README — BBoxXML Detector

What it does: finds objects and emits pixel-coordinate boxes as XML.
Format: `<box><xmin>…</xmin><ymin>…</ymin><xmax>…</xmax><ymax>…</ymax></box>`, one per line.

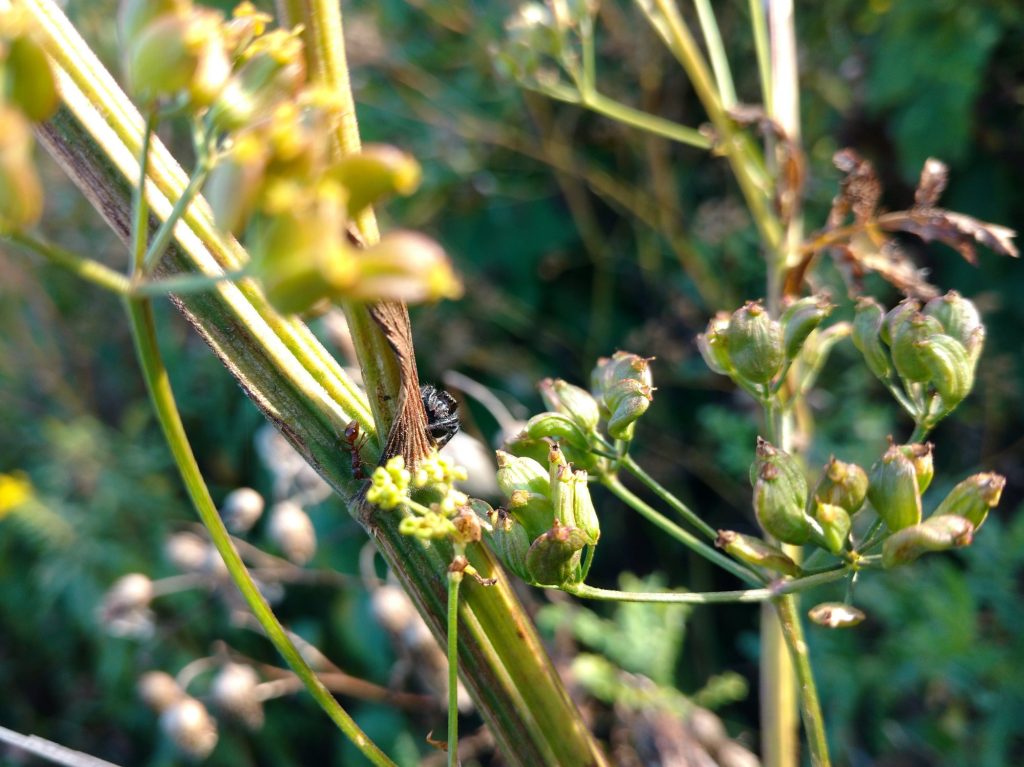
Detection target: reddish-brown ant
<box><xmin>341</xmin><ymin>420</ymin><xmax>369</xmax><ymax>479</ymax></box>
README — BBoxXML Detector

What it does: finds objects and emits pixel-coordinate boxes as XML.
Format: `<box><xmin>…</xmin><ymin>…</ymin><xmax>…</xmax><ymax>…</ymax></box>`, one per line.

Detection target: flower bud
<box><xmin>867</xmin><ymin>445</ymin><xmax>922</xmax><ymax>531</ymax></box>
<box><xmin>138</xmin><ymin>671</ymin><xmax>183</xmax><ymax>712</ymax></box>
<box><xmin>812</xmin><ymin>457</ymin><xmax>868</xmax><ymax>515</ymax></box>
<box><xmin>488</xmin><ymin>508</ymin><xmax>532</xmax><ymax>580</ymax></box>
<box><xmin>160</xmin><ymin>696</ymin><xmax>218</xmax><ymax>760</ymax></box>
<box><xmin>780</xmin><ymin>294</ymin><xmax>832</xmax><ymax>360</ymax></box>
<box><xmin>896</xmin><ymin>442</ymin><xmax>934</xmax><ymax>494</ymax></box>
<box><xmin>266</xmin><ymin>501</ymin><xmax>316</xmax><ymax>564</ymax></box>
<box><xmin>880</xmin><ymin>298</ymin><xmax>920</xmax><ymax>347</ymax></box>
<box><xmin>525</xmin><ymin>520</ymin><xmax>586</xmax><ymax>587</ymax></box>
<box><xmin>751</xmin><ymin>441</ymin><xmax>813</xmax><ymax>545</ymax></box>
<box><xmin>538</xmin><ymin>378</ymin><xmax>600</xmax><ymax>432</ymax></box>
<box><xmin>882</xmin><ymin>514</ymin><xmax>974</xmax><ymax>568</ymax></box>
<box><xmin>208</xmin><ymin>30</ymin><xmax>305</xmax><ymax>132</ymax></box>
<box><xmin>914</xmin><ymin>333</ymin><xmax>974</xmax><ymax>410</ymax></box>
<box><xmin>4</xmin><ymin>26</ymin><xmax>59</xmax><ymax>122</ymax></box>
<box><xmin>852</xmin><ymin>297</ymin><xmax>891</xmax><ymax>379</ymax></box>
<box><xmin>813</xmin><ymin>501</ymin><xmax>851</xmax><ymax>554</ymax></box>
<box><xmin>496</xmin><ymin>451</ymin><xmax>550</xmax><ymax>497</ymax></box>
<box><xmin>923</xmin><ymin>290</ymin><xmax>982</xmax><ymax>349</ymax></box>
<box><xmin>0</xmin><ymin>107</ymin><xmax>43</xmax><ymax>230</ymax></box>
<box><xmin>524</xmin><ymin>411</ymin><xmax>590</xmax><ymax>453</ymax></box>
<box><xmin>697</xmin><ymin>313</ymin><xmax>734</xmax><ymax>375</ymax></box>
<box><xmin>210</xmin><ymin>663</ymin><xmax>264</xmax><ymax>730</ymax></box>
<box><xmin>328</xmin><ymin>144</ymin><xmax>421</xmax><ymax>216</ymax></box>
<box><xmin>931</xmin><ymin>472</ymin><xmax>1005</xmax><ymax>530</ymax></box>
<box><xmin>890</xmin><ymin>312</ymin><xmax>944</xmax><ymax>383</ymax></box>
<box><xmin>124</xmin><ymin>10</ymin><xmax>228</xmax><ymax>106</ymax></box>
<box><xmin>118</xmin><ymin>0</ymin><xmax>191</xmax><ymax>45</ymax></box>
<box><xmin>715</xmin><ymin>530</ymin><xmax>800</xmax><ymax>577</ymax></box>
<box><xmin>725</xmin><ymin>301</ymin><xmax>784</xmax><ymax>383</ymax></box>
<box><xmin>204</xmin><ymin>132</ymin><xmax>268</xmax><ymax>233</ymax></box>
<box><xmin>346</xmin><ymin>230</ymin><xmax>463</xmax><ymax>304</ymax></box>
<box><xmin>221</xmin><ymin>487</ymin><xmax>265</xmax><ymax>533</ymax></box>
<box><xmin>807</xmin><ymin>602</ymin><xmax>865</xmax><ymax>629</ymax></box>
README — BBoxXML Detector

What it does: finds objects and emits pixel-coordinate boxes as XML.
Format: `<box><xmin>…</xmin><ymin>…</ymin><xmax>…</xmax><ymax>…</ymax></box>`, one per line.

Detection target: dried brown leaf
<box><xmin>833</xmin><ymin>149</ymin><xmax>881</xmax><ymax>224</ymax></box>
<box><xmin>879</xmin><ymin>208</ymin><xmax>1019</xmax><ymax>265</ymax></box>
<box><xmin>914</xmin><ymin>158</ymin><xmax>948</xmax><ymax>208</ymax></box>
<box><xmin>833</xmin><ymin>231</ymin><xmax>938</xmax><ymax>299</ymax></box>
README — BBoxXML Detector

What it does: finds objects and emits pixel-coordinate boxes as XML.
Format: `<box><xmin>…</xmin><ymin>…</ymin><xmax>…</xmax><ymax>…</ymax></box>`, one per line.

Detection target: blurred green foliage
<box><xmin>1</xmin><ymin>0</ymin><xmax>1021</xmax><ymax>764</ymax></box>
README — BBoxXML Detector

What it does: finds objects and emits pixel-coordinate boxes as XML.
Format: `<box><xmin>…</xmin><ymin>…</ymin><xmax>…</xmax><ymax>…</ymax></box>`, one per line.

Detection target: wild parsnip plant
<box><xmin>0</xmin><ymin>1</ymin><xmax>1017</xmax><ymax>766</ymax></box>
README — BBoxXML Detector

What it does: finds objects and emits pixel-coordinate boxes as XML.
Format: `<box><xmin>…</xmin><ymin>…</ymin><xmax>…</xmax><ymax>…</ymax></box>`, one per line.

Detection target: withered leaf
<box><xmin>833</xmin><ymin>231</ymin><xmax>938</xmax><ymax>299</ymax></box>
<box><xmin>914</xmin><ymin>158</ymin><xmax>948</xmax><ymax>209</ymax></box>
<box><xmin>879</xmin><ymin>208</ymin><xmax>1019</xmax><ymax>265</ymax></box>
<box><xmin>833</xmin><ymin>149</ymin><xmax>881</xmax><ymax>224</ymax></box>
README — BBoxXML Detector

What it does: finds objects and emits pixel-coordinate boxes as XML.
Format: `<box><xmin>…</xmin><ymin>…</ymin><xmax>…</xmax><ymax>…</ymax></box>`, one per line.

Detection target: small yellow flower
<box><xmin>0</xmin><ymin>471</ymin><xmax>33</xmax><ymax>518</ymax></box>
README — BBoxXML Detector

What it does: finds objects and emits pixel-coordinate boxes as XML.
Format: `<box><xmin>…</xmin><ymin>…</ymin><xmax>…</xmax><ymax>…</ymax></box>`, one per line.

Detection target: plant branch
<box><xmin>619</xmin><ymin>453</ymin><xmax>718</xmax><ymax>540</ymax></box>
<box><xmin>1</xmin><ymin>231</ymin><xmax>130</xmax><ymax>295</ymax></box>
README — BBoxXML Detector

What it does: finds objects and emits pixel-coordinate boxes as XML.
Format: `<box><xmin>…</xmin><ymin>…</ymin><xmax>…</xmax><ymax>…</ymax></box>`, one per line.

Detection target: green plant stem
<box><xmin>619</xmin><ymin>453</ymin><xmax>717</xmax><ymax>541</ymax></box>
<box><xmin>749</xmin><ymin>0</ymin><xmax>772</xmax><ymax>107</ymax></box>
<box><xmin>775</xmin><ymin>594</ymin><xmax>832</xmax><ymax>766</ymax></box>
<box><xmin>693</xmin><ymin>0</ymin><xmax>737</xmax><ymax>108</ymax></box>
<box><xmin>539</xmin><ymin>81</ymin><xmax>713</xmax><ymax>149</ymax></box>
<box><xmin>140</xmin><ymin>158</ymin><xmax>211</xmax><ymax>274</ymax></box>
<box><xmin>1</xmin><ymin>231</ymin><xmax>130</xmax><ymax>295</ymax></box>
<box><xmin>124</xmin><ymin>297</ymin><xmax>394</xmax><ymax>767</ymax></box>
<box><xmin>567</xmin><ymin>567</ymin><xmax>848</xmax><ymax>603</ymax></box>
<box><xmin>447</xmin><ymin>569</ymin><xmax>462</xmax><ymax>767</ymax></box>
<box><xmin>909</xmin><ymin>421</ymin><xmax>931</xmax><ymax>443</ymax></box>
<box><xmin>603</xmin><ymin>474</ymin><xmax>763</xmax><ymax>586</ymax></box>
<box><xmin>640</xmin><ymin>0</ymin><xmax>781</xmax><ymax>252</ymax></box>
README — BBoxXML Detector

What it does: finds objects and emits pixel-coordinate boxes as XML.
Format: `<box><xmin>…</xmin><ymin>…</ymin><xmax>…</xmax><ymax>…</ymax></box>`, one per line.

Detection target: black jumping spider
<box><xmin>421</xmin><ymin>384</ymin><xmax>460</xmax><ymax>448</ymax></box>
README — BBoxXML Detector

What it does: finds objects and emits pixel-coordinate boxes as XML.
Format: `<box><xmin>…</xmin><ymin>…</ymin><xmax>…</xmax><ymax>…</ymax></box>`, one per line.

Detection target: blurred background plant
<box><xmin>1</xmin><ymin>0</ymin><xmax>1022</xmax><ymax>764</ymax></box>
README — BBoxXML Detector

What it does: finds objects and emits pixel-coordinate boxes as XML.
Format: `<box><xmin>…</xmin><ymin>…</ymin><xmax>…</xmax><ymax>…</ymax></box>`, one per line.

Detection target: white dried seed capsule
<box><xmin>101</xmin><ymin>573</ymin><xmax>153</xmax><ymax>616</ymax></box>
<box><xmin>267</xmin><ymin>501</ymin><xmax>317</xmax><ymax>565</ymax></box>
<box><xmin>221</xmin><ymin>487</ymin><xmax>265</xmax><ymax>533</ymax></box>
<box><xmin>160</xmin><ymin>696</ymin><xmax>218</xmax><ymax>760</ymax></box>
<box><xmin>165</xmin><ymin>532</ymin><xmax>210</xmax><ymax>573</ymax></box>
<box><xmin>370</xmin><ymin>583</ymin><xmax>419</xmax><ymax>634</ymax></box>
<box><xmin>210</xmin><ymin>663</ymin><xmax>264</xmax><ymax>730</ymax></box>
<box><xmin>138</xmin><ymin>671</ymin><xmax>183</xmax><ymax>713</ymax></box>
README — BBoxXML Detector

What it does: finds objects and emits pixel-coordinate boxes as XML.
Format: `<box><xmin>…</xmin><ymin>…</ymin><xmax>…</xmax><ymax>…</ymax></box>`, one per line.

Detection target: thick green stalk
<box><xmin>776</xmin><ymin>594</ymin><xmax>831</xmax><ymax>766</ymax></box>
<box><xmin>28</xmin><ymin>2</ymin><xmax>606</xmax><ymax>764</ymax></box>
<box><xmin>603</xmin><ymin>474</ymin><xmax>763</xmax><ymax>586</ymax></box>
<box><xmin>125</xmin><ymin>296</ymin><xmax>394</xmax><ymax>767</ymax></box>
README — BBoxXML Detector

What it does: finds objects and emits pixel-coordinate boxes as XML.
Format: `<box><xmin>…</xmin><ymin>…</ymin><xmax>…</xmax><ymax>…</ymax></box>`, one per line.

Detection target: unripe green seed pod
<box><xmin>896</xmin><ymin>442</ymin><xmax>934</xmax><ymax>494</ymax></box>
<box><xmin>880</xmin><ymin>298</ymin><xmax>920</xmax><ymax>347</ymax></box>
<box><xmin>813</xmin><ymin>501</ymin><xmax>851</xmax><ymax>554</ymax></box>
<box><xmin>726</xmin><ymin>301</ymin><xmax>784</xmax><ymax>384</ymax></box>
<box><xmin>118</xmin><ymin>0</ymin><xmax>191</xmax><ymax>45</ymax></box>
<box><xmin>550</xmin><ymin>461</ymin><xmax>599</xmax><ymax>546</ymax></box>
<box><xmin>488</xmin><ymin>508</ymin><xmax>532</xmax><ymax>581</ymax></box>
<box><xmin>891</xmin><ymin>313</ymin><xmax>944</xmax><ymax>383</ymax></box>
<box><xmin>914</xmin><ymin>333</ymin><xmax>974</xmax><ymax>410</ymax></box>
<box><xmin>570</xmin><ymin>469</ymin><xmax>600</xmax><ymax>546</ymax></box>
<box><xmin>813</xmin><ymin>457</ymin><xmax>868</xmax><ymax>515</ymax></box>
<box><xmin>125</xmin><ymin>11</ymin><xmax>226</xmax><ymax>105</ymax></box>
<box><xmin>923</xmin><ymin>290</ymin><xmax>982</xmax><ymax>349</ymax></box>
<box><xmin>328</xmin><ymin>145</ymin><xmax>422</xmax><ymax>217</ymax></box>
<box><xmin>868</xmin><ymin>445</ymin><xmax>922</xmax><ymax>531</ymax></box>
<box><xmin>591</xmin><ymin>351</ymin><xmax>653</xmax><ymax>402</ymax></box>
<box><xmin>525</xmin><ymin>520</ymin><xmax>586</xmax><ymax>587</ymax></box>
<box><xmin>507</xmin><ymin>489</ymin><xmax>554</xmax><ymax>541</ymax></box>
<box><xmin>697</xmin><ymin>313</ymin><xmax>734</xmax><ymax>375</ymax></box>
<box><xmin>931</xmin><ymin>472</ymin><xmax>1005</xmax><ymax>530</ymax></box>
<box><xmin>715</xmin><ymin>530</ymin><xmax>801</xmax><ymax>577</ymax></box>
<box><xmin>882</xmin><ymin>514</ymin><xmax>974</xmax><ymax>568</ymax></box>
<box><xmin>604</xmin><ymin>379</ymin><xmax>653</xmax><ymax>441</ymax></box>
<box><xmin>0</xmin><ymin>107</ymin><xmax>43</xmax><ymax>230</ymax></box>
<box><xmin>754</xmin><ymin>462</ymin><xmax>814</xmax><ymax>545</ymax></box>
<box><xmin>524</xmin><ymin>412</ymin><xmax>590</xmax><ymax>453</ymax></box>
<box><xmin>807</xmin><ymin>602</ymin><xmax>865</xmax><ymax>629</ymax></box>
<box><xmin>204</xmin><ymin>133</ymin><xmax>268</xmax><ymax>234</ymax></box>
<box><xmin>852</xmin><ymin>297</ymin><xmax>892</xmax><ymax>380</ymax></box>
<box><xmin>780</xmin><ymin>294</ymin><xmax>833</xmax><ymax>360</ymax></box>
<box><xmin>538</xmin><ymin>378</ymin><xmax>600</xmax><ymax>433</ymax></box>
<box><xmin>5</xmin><ymin>32</ymin><xmax>59</xmax><ymax>122</ymax></box>
<box><xmin>749</xmin><ymin>438</ymin><xmax>808</xmax><ymax>507</ymax></box>
<box><xmin>495</xmin><ymin>451</ymin><xmax>550</xmax><ymax>498</ymax></box>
